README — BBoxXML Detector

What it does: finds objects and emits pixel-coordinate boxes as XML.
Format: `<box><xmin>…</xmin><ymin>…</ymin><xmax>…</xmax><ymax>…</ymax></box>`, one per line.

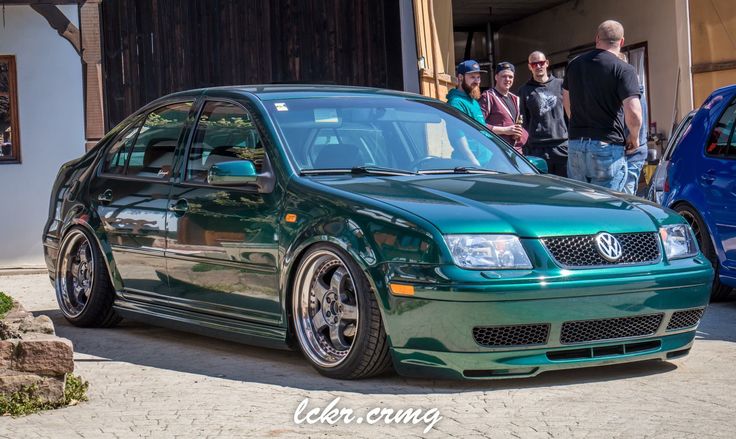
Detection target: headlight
<box><xmin>659</xmin><ymin>224</ymin><xmax>698</xmax><ymax>260</ymax></box>
<box><xmin>444</xmin><ymin>234</ymin><xmax>532</xmax><ymax>269</ymax></box>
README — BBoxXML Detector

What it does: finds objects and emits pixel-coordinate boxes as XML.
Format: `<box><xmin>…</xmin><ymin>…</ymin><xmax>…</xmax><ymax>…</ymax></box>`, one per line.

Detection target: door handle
<box><xmin>169</xmin><ymin>199</ymin><xmax>189</xmax><ymax>215</ymax></box>
<box><xmin>700</xmin><ymin>170</ymin><xmax>716</xmax><ymax>185</ymax></box>
<box><xmin>97</xmin><ymin>189</ymin><xmax>113</xmax><ymax>204</ymax></box>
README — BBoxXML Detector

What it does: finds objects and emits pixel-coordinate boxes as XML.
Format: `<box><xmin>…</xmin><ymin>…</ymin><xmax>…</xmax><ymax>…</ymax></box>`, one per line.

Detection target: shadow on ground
<box><xmin>34</xmin><ymin>307</ymin><xmax>697</xmax><ymax>395</ymax></box>
<box><xmin>695</xmin><ymin>299</ymin><xmax>736</xmax><ymax>343</ymax></box>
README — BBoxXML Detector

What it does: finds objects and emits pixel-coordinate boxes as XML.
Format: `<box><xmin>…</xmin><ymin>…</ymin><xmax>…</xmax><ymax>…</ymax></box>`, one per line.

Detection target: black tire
<box><xmin>291</xmin><ymin>243</ymin><xmax>392</xmax><ymax>379</ymax></box>
<box><xmin>675</xmin><ymin>204</ymin><xmax>733</xmax><ymax>301</ymax></box>
<box><xmin>55</xmin><ymin>227</ymin><xmax>122</xmax><ymax>327</ymax></box>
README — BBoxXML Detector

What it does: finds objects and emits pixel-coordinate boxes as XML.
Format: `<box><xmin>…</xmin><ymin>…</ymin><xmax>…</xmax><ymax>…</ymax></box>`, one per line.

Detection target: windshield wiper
<box><xmin>417</xmin><ymin>166</ymin><xmax>504</xmax><ymax>175</ymax></box>
<box><xmin>300</xmin><ymin>166</ymin><xmax>416</xmax><ymax>176</ymax></box>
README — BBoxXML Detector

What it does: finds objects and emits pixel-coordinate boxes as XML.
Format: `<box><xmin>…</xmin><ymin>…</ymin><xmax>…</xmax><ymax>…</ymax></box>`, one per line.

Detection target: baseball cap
<box><xmin>495</xmin><ymin>61</ymin><xmax>515</xmax><ymax>74</ymax></box>
<box><xmin>456</xmin><ymin>60</ymin><xmax>486</xmax><ymax>75</ymax></box>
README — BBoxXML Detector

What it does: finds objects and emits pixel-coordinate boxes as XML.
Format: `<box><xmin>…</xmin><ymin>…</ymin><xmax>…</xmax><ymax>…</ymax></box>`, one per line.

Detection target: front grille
<box><xmin>560</xmin><ymin>314</ymin><xmax>664</xmax><ymax>344</ymax></box>
<box><xmin>542</xmin><ymin>232</ymin><xmax>660</xmax><ymax>268</ymax></box>
<box><xmin>473</xmin><ymin>324</ymin><xmax>549</xmax><ymax>347</ymax></box>
<box><xmin>547</xmin><ymin>340</ymin><xmax>661</xmax><ymax>361</ymax></box>
<box><xmin>667</xmin><ymin>308</ymin><xmax>705</xmax><ymax>330</ymax></box>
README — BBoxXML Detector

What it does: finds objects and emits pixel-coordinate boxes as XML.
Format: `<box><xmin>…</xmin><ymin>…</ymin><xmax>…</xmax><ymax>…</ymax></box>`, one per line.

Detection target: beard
<box><xmin>462</xmin><ymin>80</ymin><xmax>481</xmax><ymax>100</ymax></box>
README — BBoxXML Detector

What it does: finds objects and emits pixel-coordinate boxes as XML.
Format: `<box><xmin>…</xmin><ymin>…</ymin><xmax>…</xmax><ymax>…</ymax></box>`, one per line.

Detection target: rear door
<box><xmin>703</xmin><ymin>98</ymin><xmax>736</xmax><ymax>272</ymax></box>
<box><xmin>90</xmin><ymin>101</ymin><xmax>193</xmax><ymax>301</ymax></box>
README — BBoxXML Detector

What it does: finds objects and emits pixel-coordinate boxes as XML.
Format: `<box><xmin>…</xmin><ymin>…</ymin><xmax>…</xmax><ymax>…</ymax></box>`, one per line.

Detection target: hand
<box><xmin>625</xmin><ymin>133</ymin><xmax>639</xmax><ymax>153</ymax></box>
<box><xmin>499</xmin><ymin>125</ymin><xmax>523</xmax><ymax>138</ymax></box>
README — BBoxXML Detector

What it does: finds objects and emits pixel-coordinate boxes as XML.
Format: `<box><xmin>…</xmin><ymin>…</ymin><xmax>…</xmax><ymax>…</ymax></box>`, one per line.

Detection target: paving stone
<box><xmin>0</xmin><ymin>274</ymin><xmax>735</xmax><ymax>438</ymax></box>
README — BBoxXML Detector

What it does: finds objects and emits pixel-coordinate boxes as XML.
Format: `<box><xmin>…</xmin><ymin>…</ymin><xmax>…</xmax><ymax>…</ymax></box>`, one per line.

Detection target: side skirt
<box><xmin>114</xmin><ymin>299</ymin><xmax>292</xmax><ymax>351</ymax></box>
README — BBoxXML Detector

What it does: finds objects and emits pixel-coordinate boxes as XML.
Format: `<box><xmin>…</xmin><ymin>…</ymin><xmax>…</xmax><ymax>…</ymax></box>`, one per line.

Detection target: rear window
<box><xmin>663</xmin><ymin>113</ymin><xmax>694</xmax><ymax>161</ymax></box>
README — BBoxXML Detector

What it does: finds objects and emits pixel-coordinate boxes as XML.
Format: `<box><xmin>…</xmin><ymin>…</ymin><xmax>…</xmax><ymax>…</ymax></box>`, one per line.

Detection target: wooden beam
<box><xmin>2</xmin><ymin>1</ymin><xmax>81</xmax><ymax>5</ymax></box>
<box><xmin>30</xmin><ymin>4</ymin><xmax>81</xmax><ymax>56</ymax></box>
<box><xmin>691</xmin><ymin>60</ymin><xmax>736</xmax><ymax>74</ymax></box>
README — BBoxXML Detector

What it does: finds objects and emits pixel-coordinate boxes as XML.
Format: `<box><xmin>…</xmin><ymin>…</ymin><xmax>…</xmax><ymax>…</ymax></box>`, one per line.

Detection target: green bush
<box><xmin>0</xmin><ymin>374</ymin><xmax>89</xmax><ymax>417</ymax></box>
<box><xmin>0</xmin><ymin>292</ymin><xmax>12</xmax><ymax>318</ymax></box>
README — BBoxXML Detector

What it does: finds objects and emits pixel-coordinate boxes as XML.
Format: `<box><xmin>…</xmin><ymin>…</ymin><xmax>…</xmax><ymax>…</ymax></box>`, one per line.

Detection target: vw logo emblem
<box><xmin>595</xmin><ymin>232</ymin><xmax>623</xmax><ymax>262</ymax></box>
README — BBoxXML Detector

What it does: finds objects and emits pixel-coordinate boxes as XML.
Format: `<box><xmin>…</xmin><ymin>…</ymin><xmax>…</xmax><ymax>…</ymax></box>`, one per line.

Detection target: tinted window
<box><xmin>706</xmin><ymin>99</ymin><xmax>736</xmax><ymax>158</ymax></box>
<box><xmin>266</xmin><ymin>97</ymin><xmax>535</xmax><ymax>174</ymax></box>
<box><xmin>186</xmin><ymin>101</ymin><xmax>263</xmax><ymax>183</ymax></box>
<box><xmin>663</xmin><ymin>113</ymin><xmax>694</xmax><ymax>161</ymax></box>
<box><xmin>126</xmin><ymin>102</ymin><xmax>193</xmax><ymax>179</ymax></box>
<box><xmin>102</xmin><ymin>117</ymin><xmax>144</xmax><ymax>174</ymax></box>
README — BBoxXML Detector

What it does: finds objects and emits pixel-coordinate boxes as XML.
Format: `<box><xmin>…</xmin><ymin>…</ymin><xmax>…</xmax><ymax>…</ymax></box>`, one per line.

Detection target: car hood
<box><xmin>314</xmin><ymin>173</ymin><xmax>664</xmax><ymax>237</ymax></box>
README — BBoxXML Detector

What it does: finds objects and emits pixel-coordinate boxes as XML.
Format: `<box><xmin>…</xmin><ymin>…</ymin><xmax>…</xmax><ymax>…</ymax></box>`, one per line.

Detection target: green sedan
<box><xmin>43</xmin><ymin>85</ymin><xmax>713</xmax><ymax>380</ymax></box>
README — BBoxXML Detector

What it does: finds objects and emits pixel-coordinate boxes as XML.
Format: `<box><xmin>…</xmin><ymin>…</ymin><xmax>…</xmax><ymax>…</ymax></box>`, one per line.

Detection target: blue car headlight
<box><xmin>659</xmin><ymin>224</ymin><xmax>698</xmax><ymax>260</ymax></box>
<box><xmin>444</xmin><ymin>234</ymin><xmax>532</xmax><ymax>269</ymax></box>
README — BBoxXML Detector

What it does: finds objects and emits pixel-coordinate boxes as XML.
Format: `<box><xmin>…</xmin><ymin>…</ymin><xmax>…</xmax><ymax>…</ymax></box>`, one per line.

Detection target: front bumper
<box><xmin>374</xmin><ymin>258</ymin><xmax>713</xmax><ymax>380</ymax></box>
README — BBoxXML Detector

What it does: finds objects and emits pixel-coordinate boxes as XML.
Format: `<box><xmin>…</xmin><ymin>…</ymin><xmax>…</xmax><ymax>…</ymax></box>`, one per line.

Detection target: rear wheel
<box><xmin>675</xmin><ymin>204</ymin><xmax>733</xmax><ymax>301</ymax></box>
<box><xmin>56</xmin><ymin>227</ymin><xmax>122</xmax><ymax>327</ymax></box>
<box><xmin>292</xmin><ymin>244</ymin><xmax>392</xmax><ymax>379</ymax></box>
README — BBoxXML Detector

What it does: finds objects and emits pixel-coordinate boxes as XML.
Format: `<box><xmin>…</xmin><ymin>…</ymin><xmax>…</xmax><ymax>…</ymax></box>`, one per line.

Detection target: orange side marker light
<box><xmin>389</xmin><ymin>283</ymin><xmax>415</xmax><ymax>296</ymax></box>
<box><xmin>285</xmin><ymin>213</ymin><xmax>298</xmax><ymax>223</ymax></box>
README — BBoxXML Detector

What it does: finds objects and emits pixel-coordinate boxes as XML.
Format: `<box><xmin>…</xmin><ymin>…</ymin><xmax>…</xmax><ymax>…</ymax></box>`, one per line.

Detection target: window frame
<box><xmin>97</xmin><ymin>100</ymin><xmax>195</xmax><ymax>181</ymax></box>
<box><xmin>0</xmin><ymin>55</ymin><xmax>21</xmax><ymax>164</ymax></box>
<box><xmin>179</xmin><ymin>98</ymin><xmax>270</xmax><ymax>191</ymax></box>
<box><xmin>704</xmin><ymin>96</ymin><xmax>736</xmax><ymax>160</ymax></box>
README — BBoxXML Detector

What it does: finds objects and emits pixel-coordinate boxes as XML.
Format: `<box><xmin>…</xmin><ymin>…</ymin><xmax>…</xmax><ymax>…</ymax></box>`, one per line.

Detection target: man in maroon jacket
<box><xmin>480</xmin><ymin>62</ymin><xmax>528</xmax><ymax>153</ymax></box>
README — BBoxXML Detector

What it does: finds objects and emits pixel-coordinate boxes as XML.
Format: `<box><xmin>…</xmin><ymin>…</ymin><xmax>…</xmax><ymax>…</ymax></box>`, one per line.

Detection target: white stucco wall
<box><xmin>0</xmin><ymin>5</ymin><xmax>85</xmax><ymax>268</ymax></box>
<box><xmin>496</xmin><ymin>0</ymin><xmax>693</xmax><ymax>137</ymax></box>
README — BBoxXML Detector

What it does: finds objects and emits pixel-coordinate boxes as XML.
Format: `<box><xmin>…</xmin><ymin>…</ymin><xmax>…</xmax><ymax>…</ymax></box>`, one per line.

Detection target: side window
<box><xmin>706</xmin><ymin>100</ymin><xmax>736</xmax><ymax>158</ymax></box>
<box><xmin>186</xmin><ymin>101</ymin><xmax>263</xmax><ymax>183</ymax></box>
<box><xmin>126</xmin><ymin>102</ymin><xmax>193</xmax><ymax>179</ymax></box>
<box><xmin>102</xmin><ymin>118</ymin><xmax>144</xmax><ymax>174</ymax></box>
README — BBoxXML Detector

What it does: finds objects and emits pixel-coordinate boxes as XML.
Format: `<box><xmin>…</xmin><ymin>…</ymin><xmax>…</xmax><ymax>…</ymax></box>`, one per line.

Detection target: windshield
<box><xmin>264</xmin><ymin>96</ymin><xmax>536</xmax><ymax>175</ymax></box>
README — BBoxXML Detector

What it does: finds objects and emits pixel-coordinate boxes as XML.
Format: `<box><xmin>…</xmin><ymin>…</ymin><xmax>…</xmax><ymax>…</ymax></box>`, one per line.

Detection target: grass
<box><xmin>0</xmin><ymin>292</ymin><xmax>12</xmax><ymax>319</ymax></box>
<box><xmin>0</xmin><ymin>374</ymin><xmax>89</xmax><ymax>417</ymax></box>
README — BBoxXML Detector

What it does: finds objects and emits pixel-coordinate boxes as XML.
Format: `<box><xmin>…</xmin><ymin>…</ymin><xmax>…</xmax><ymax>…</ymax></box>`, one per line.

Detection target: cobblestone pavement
<box><xmin>1</xmin><ymin>273</ymin><xmax>735</xmax><ymax>438</ymax></box>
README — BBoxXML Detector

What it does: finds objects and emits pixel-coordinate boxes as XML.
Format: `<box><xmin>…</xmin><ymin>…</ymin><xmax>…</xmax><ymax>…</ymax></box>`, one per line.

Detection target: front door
<box><xmin>704</xmin><ymin>99</ymin><xmax>736</xmax><ymax>273</ymax></box>
<box><xmin>90</xmin><ymin>101</ymin><xmax>193</xmax><ymax>301</ymax></box>
<box><xmin>166</xmin><ymin>100</ymin><xmax>282</xmax><ymax>325</ymax></box>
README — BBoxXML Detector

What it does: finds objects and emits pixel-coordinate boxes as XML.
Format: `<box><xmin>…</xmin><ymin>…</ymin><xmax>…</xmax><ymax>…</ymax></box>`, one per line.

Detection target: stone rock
<box><xmin>0</xmin><ymin>321</ymin><xmax>21</xmax><ymax>340</ymax></box>
<box><xmin>19</xmin><ymin>315</ymin><xmax>55</xmax><ymax>335</ymax></box>
<box><xmin>0</xmin><ymin>340</ymin><xmax>15</xmax><ymax>369</ymax></box>
<box><xmin>14</xmin><ymin>339</ymin><xmax>74</xmax><ymax>376</ymax></box>
<box><xmin>0</xmin><ymin>370</ymin><xmax>65</xmax><ymax>403</ymax></box>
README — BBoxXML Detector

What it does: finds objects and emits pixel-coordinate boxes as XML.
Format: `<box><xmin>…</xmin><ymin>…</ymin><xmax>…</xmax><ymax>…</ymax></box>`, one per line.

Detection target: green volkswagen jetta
<box><xmin>43</xmin><ymin>85</ymin><xmax>713</xmax><ymax>380</ymax></box>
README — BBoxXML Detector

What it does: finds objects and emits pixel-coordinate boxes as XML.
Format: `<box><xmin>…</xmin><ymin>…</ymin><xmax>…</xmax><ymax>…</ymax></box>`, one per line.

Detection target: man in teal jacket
<box><xmin>446</xmin><ymin>60</ymin><xmax>486</xmax><ymax>125</ymax></box>
<box><xmin>445</xmin><ymin>59</ymin><xmax>489</xmax><ymax>165</ymax></box>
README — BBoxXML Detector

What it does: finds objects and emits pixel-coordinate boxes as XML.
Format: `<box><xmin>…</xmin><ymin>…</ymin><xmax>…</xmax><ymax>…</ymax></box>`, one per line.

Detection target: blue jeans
<box><xmin>566</xmin><ymin>139</ymin><xmax>627</xmax><ymax>191</ymax></box>
<box><xmin>623</xmin><ymin>145</ymin><xmax>647</xmax><ymax>195</ymax></box>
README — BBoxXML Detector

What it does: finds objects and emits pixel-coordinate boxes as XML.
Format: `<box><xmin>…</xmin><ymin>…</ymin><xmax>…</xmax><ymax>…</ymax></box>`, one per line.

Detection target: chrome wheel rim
<box><xmin>293</xmin><ymin>250</ymin><xmax>359</xmax><ymax>368</ymax></box>
<box><xmin>57</xmin><ymin>230</ymin><xmax>94</xmax><ymax>318</ymax></box>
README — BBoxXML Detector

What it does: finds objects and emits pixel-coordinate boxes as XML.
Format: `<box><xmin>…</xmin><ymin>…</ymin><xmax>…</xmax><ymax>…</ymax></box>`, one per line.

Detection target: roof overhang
<box><xmin>453</xmin><ymin>0</ymin><xmax>570</xmax><ymax>31</ymax></box>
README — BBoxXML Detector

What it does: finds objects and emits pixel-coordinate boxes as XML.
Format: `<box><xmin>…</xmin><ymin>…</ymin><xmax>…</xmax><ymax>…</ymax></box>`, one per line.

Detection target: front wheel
<box><xmin>291</xmin><ymin>244</ymin><xmax>392</xmax><ymax>379</ymax></box>
<box><xmin>676</xmin><ymin>204</ymin><xmax>733</xmax><ymax>301</ymax></box>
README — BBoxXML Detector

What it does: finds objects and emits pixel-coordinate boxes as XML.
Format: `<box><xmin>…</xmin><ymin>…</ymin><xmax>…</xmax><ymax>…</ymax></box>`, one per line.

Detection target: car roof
<box><xmin>156</xmin><ymin>84</ymin><xmax>433</xmax><ymax>103</ymax></box>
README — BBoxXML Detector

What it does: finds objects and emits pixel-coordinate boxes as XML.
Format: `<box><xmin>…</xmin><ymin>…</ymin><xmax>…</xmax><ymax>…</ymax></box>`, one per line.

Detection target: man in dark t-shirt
<box><xmin>562</xmin><ymin>20</ymin><xmax>642</xmax><ymax>191</ymax></box>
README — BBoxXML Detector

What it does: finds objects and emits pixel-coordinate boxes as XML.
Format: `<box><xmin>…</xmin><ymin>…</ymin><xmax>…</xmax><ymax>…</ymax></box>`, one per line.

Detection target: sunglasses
<box><xmin>529</xmin><ymin>61</ymin><xmax>547</xmax><ymax>68</ymax></box>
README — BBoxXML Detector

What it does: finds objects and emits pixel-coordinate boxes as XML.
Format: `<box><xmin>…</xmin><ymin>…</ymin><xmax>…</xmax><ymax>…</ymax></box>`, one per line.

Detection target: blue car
<box><xmin>647</xmin><ymin>85</ymin><xmax>736</xmax><ymax>300</ymax></box>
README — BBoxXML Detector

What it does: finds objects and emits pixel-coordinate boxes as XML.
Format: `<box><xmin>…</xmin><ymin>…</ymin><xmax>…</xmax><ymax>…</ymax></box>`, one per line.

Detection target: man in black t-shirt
<box><xmin>562</xmin><ymin>20</ymin><xmax>642</xmax><ymax>191</ymax></box>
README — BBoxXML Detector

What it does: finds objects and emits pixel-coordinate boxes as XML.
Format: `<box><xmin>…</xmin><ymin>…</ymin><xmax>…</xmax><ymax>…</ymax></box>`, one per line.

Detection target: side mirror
<box><xmin>526</xmin><ymin>156</ymin><xmax>548</xmax><ymax>174</ymax></box>
<box><xmin>207</xmin><ymin>160</ymin><xmax>258</xmax><ymax>186</ymax></box>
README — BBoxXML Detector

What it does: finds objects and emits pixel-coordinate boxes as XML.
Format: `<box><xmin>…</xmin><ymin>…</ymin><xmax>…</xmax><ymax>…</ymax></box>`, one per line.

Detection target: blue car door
<box><xmin>703</xmin><ymin>98</ymin><xmax>736</xmax><ymax>278</ymax></box>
